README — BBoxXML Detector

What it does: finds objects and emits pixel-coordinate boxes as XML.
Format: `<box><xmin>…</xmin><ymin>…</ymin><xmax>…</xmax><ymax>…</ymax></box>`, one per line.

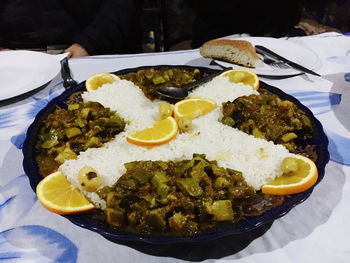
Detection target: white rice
<box><xmin>82</xmin><ymin>79</ymin><xmax>162</xmax><ymax>131</ymax></box>
<box><xmin>59</xmin><ymin>76</ymin><xmax>293</xmax><ymax>208</ymax></box>
<box><xmin>189</xmin><ymin>76</ymin><xmax>259</xmax><ymax>104</ymax></box>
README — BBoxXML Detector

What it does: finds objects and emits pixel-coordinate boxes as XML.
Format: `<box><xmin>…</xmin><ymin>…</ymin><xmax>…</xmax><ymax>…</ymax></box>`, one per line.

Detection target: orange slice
<box><xmin>126</xmin><ymin>116</ymin><xmax>178</xmax><ymax>146</ymax></box>
<box><xmin>220</xmin><ymin>69</ymin><xmax>259</xmax><ymax>90</ymax></box>
<box><xmin>86</xmin><ymin>72</ymin><xmax>119</xmax><ymax>92</ymax></box>
<box><xmin>36</xmin><ymin>171</ymin><xmax>94</xmax><ymax>214</ymax></box>
<box><xmin>262</xmin><ymin>155</ymin><xmax>318</xmax><ymax>195</ymax></box>
<box><xmin>173</xmin><ymin>98</ymin><xmax>217</xmax><ymax>121</ymax></box>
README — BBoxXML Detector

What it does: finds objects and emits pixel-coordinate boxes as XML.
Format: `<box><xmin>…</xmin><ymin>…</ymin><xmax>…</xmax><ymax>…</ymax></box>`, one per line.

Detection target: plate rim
<box><xmin>22</xmin><ymin>65</ymin><xmax>329</xmax><ymax>244</ymax></box>
<box><xmin>0</xmin><ymin>50</ymin><xmax>66</xmax><ymax>101</ymax></box>
<box><xmin>214</xmin><ymin>36</ymin><xmax>321</xmax><ymax>77</ymax></box>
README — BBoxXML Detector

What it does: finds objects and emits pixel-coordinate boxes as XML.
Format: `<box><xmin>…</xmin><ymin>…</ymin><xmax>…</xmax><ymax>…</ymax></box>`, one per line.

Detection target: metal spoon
<box><xmin>157</xmin><ymin>67</ymin><xmax>232</xmax><ymax>100</ymax></box>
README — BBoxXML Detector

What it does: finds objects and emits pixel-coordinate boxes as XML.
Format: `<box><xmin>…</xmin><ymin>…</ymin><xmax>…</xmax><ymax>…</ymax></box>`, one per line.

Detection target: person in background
<box><xmin>0</xmin><ymin>0</ymin><xmax>143</xmax><ymax>57</ymax></box>
<box><xmin>188</xmin><ymin>0</ymin><xmax>342</xmax><ymax>48</ymax></box>
<box><xmin>296</xmin><ymin>0</ymin><xmax>348</xmax><ymax>35</ymax></box>
<box><xmin>188</xmin><ymin>0</ymin><xmax>304</xmax><ymax>48</ymax></box>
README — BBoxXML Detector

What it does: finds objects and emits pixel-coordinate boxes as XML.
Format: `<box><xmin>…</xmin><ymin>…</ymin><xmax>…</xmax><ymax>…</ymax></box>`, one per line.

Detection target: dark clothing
<box><xmin>189</xmin><ymin>0</ymin><xmax>303</xmax><ymax>48</ymax></box>
<box><xmin>0</xmin><ymin>0</ymin><xmax>142</xmax><ymax>55</ymax></box>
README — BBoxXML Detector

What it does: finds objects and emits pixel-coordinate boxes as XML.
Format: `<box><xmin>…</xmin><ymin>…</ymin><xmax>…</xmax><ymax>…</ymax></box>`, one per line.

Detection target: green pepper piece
<box><xmin>214</xmin><ymin>177</ymin><xmax>231</xmax><ymax>189</ymax></box>
<box><xmin>96</xmin><ymin>186</ymin><xmax>113</xmax><ymax>199</ymax></box>
<box><xmin>124</xmin><ymin>161</ymin><xmax>137</xmax><ymax>170</ymax></box>
<box><xmin>267</xmin><ymin>126</ymin><xmax>284</xmax><ymax>141</ymax></box>
<box><xmin>182</xmin><ymin>72</ymin><xmax>191</xmax><ymax>81</ymax></box>
<box><xmin>84</xmin><ymin>136</ymin><xmax>102</xmax><ymax>149</ymax></box>
<box><xmin>157</xmin><ymin>161</ymin><xmax>168</xmax><ymax>170</ymax></box>
<box><xmin>221</xmin><ymin>116</ymin><xmax>235</xmax><ymax>127</ymax></box>
<box><xmin>75</xmin><ymin>117</ymin><xmax>85</xmax><ymax>128</ymax></box>
<box><xmin>278</xmin><ymin>100</ymin><xmax>294</xmax><ymax>107</ymax></box>
<box><xmin>206</xmin><ymin>200</ymin><xmax>234</xmax><ymax>221</ymax></box>
<box><xmin>177</xmin><ymin>178</ymin><xmax>203</xmax><ymax>197</ymax></box>
<box><xmin>281</xmin><ymin>132</ymin><xmax>298</xmax><ymax>142</ymax></box>
<box><xmin>152</xmin><ymin>75</ymin><xmax>166</xmax><ymax>85</ymax></box>
<box><xmin>106</xmin><ymin>208</ymin><xmax>125</xmax><ymax>227</ymax></box>
<box><xmin>65</xmin><ymin>127</ymin><xmax>82</xmax><ymax>138</ymax></box>
<box><xmin>109</xmin><ymin>115</ymin><xmax>125</xmax><ymax>128</ymax></box>
<box><xmin>252</xmin><ymin>128</ymin><xmax>266</xmax><ymax>139</ymax></box>
<box><xmin>80</xmin><ymin>108</ymin><xmax>91</xmax><ymax>119</ymax></box>
<box><xmin>162</xmin><ymin>71</ymin><xmax>170</xmax><ymax>81</ymax></box>
<box><xmin>166</xmin><ymin>69</ymin><xmax>174</xmax><ymax>78</ymax></box>
<box><xmin>41</xmin><ymin>139</ymin><xmax>59</xmax><ymax>149</ymax></box>
<box><xmin>68</xmin><ymin>104</ymin><xmax>80</xmax><ymax>110</ymax></box>
<box><xmin>168</xmin><ymin>212</ymin><xmax>187</xmax><ymax>230</ymax></box>
<box><xmin>301</xmin><ymin>115</ymin><xmax>312</xmax><ymax>129</ymax></box>
<box><xmin>151</xmin><ymin>171</ymin><xmax>169</xmax><ymax>188</ymax></box>
<box><xmin>118</xmin><ymin>178</ymin><xmax>138</xmax><ymax>190</ymax></box>
<box><xmin>145</xmin><ymin>208</ymin><xmax>167</xmax><ymax>230</ymax></box>
<box><xmin>157</xmin><ymin>183</ymin><xmax>170</xmax><ymax>200</ymax></box>
<box><xmin>176</xmin><ymin>162</ymin><xmax>192</xmax><ymax>176</ymax></box>
<box><xmin>54</xmin><ymin>146</ymin><xmax>77</xmax><ymax>164</ymax></box>
<box><xmin>106</xmin><ymin>192</ymin><xmax>119</xmax><ymax>208</ymax></box>
<box><xmin>144</xmin><ymin>70</ymin><xmax>154</xmax><ymax>79</ymax></box>
<box><xmin>151</xmin><ymin>171</ymin><xmax>170</xmax><ymax>198</ymax></box>
<box><xmin>211</xmin><ymin>164</ymin><xmax>228</xmax><ymax>177</ymax></box>
<box><xmin>132</xmin><ymin>167</ymin><xmax>152</xmax><ymax>184</ymax></box>
<box><xmin>190</xmin><ymin>163</ymin><xmax>206</xmax><ymax>180</ymax></box>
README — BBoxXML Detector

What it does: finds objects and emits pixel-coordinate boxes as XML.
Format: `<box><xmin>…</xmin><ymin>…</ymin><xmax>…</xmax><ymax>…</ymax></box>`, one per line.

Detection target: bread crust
<box><xmin>200</xmin><ymin>39</ymin><xmax>259</xmax><ymax>68</ymax></box>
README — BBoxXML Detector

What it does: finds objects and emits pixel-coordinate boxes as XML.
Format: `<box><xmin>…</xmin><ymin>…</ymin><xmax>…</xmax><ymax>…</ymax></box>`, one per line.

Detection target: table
<box><xmin>1</xmin><ymin>32</ymin><xmax>349</xmax><ymax>263</ymax></box>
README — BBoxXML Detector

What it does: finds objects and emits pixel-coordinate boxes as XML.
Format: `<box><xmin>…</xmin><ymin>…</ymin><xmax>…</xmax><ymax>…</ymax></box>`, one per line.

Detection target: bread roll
<box><xmin>200</xmin><ymin>39</ymin><xmax>259</xmax><ymax>68</ymax></box>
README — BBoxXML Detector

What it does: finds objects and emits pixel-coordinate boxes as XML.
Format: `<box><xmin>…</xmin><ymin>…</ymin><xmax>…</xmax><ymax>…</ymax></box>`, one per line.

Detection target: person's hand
<box><xmin>296</xmin><ymin>18</ymin><xmax>341</xmax><ymax>35</ymax></box>
<box><xmin>0</xmin><ymin>47</ymin><xmax>10</xmax><ymax>51</ymax></box>
<box><xmin>65</xmin><ymin>43</ymin><xmax>89</xmax><ymax>58</ymax></box>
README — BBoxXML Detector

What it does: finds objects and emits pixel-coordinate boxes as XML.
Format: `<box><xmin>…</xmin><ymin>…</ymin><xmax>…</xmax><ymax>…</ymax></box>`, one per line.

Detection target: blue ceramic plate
<box><xmin>23</xmin><ymin>65</ymin><xmax>329</xmax><ymax>244</ymax></box>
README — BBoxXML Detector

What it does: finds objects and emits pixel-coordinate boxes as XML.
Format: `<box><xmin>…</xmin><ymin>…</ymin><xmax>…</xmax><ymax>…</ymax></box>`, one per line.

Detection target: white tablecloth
<box><xmin>1</xmin><ymin>32</ymin><xmax>350</xmax><ymax>263</ymax></box>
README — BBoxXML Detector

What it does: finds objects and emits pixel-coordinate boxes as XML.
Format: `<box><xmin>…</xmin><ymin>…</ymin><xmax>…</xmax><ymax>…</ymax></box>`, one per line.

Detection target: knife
<box><xmin>255</xmin><ymin>45</ymin><xmax>321</xmax><ymax>77</ymax></box>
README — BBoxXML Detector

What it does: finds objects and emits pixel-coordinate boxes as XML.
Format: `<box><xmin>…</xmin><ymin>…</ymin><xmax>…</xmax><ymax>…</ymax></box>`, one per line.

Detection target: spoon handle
<box><xmin>184</xmin><ymin>67</ymin><xmax>232</xmax><ymax>91</ymax></box>
<box><xmin>60</xmin><ymin>57</ymin><xmax>77</xmax><ymax>90</ymax></box>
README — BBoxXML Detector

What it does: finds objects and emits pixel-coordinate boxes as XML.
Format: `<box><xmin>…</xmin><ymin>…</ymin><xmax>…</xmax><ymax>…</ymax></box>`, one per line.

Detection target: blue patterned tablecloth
<box><xmin>1</xmin><ymin>32</ymin><xmax>350</xmax><ymax>263</ymax></box>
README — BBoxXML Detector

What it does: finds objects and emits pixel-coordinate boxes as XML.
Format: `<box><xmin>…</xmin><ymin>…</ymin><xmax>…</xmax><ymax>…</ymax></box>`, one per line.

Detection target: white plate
<box><xmin>214</xmin><ymin>37</ymin><xmax>321</xmax><ymax>76</ymax></box>
<box><xmin>0</xmin><ymin>50</ymin><xmax>68</xmax><ymax>100</ymax></box>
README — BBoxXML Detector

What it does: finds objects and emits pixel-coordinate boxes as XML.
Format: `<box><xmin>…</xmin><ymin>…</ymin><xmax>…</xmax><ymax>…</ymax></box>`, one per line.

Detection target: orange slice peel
<box><xmin>86</xmin><ymin>72</ymin><xmax>119</xmax><ymax>92</ymax></box>
<box><xmin>127</xmin><ymin>116</ymin><xmax>178</xmax><ymax>146</ymax></box>
<box><xmin>262</xmin><ymin>154</ymin><xmax>318</xmax><ymax>195</ymax></box>
<box><xmin>36</xmin><ymin>171</ymin><xmax>94</xmax><ymax>214</ymax></box>
<box><xmin>173</xmin><ymin>98</ymin><xmax>217</xmax><ymax>121</ymax></box>
<box><xmin>220</xmin><ymin>69</ymin><xmax>259</xmax><ymax>90</ymax></box>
